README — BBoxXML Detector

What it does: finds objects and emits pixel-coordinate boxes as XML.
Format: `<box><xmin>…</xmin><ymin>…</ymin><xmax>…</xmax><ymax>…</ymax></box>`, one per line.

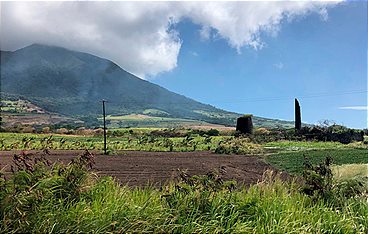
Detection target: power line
<box><xmin>211</xmin><ymin>90</ymin><xmax>368</xmax><ymax>104</ymax></box>
<box><xmin>104</xmin><ymin>89</ymin><xmax>367</xmax><ymax>105</ymax></box>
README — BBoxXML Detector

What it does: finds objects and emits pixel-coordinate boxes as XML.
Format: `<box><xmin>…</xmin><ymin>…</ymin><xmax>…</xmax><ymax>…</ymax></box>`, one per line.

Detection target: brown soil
<box><xmin>0</xmin><ymin>150</ymin><xmax>288</xmax><ymax>187</ymax></box>
<box><xmin>2</xmin><ymin>113</ymin><xmax>72</xmax><ymax>127</ymax></box>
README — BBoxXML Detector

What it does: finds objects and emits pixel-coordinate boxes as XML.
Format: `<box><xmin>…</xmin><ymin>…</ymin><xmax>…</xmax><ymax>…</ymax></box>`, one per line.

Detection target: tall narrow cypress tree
<box><xmin>295</xmin><ymin>98</ymin><xmax>301</xmax><ymax>131</ymax></box>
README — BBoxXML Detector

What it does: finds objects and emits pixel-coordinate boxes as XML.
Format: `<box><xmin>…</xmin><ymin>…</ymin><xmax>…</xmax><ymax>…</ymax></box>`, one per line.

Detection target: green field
<box><xmin>0</xmin><ymin>132</ymin><xmax>263</xmax><ymax>154</ymax></box>
<box><xmin>266</xmin><ymin>149</ymin><xmax>368</xmax><ymax>174</ymax></box>
<box><xmin>1</xmin><ymin>132</ymin><xmax>367</xmax><ymax>174</ymax></box>
<box><xmin>1</xmin><ymin>132</ymin><xmax>366</xmax><ymax>154</ymax></box>
<box><xmin>263</xmin><ymin>140</ymin><xmax>368</xmax><ymax>174</ymax></box>
<box><xmin>2</xmin><ymin>132</ymin><xmax>367</xmax><ymax>183</ymax></box>
<box><xmin>264</xmin><ymin>140</ymin><xmax>345</xmax><ymax>151</ymax></box>
<box><xmin>1</xmin><ymin>100</ymin><xmax>27</xmax><ymax>112</ymax></box>
<box><xmin>0</xmin><ymin>99</ymin><xmax>45</xmax><ymax>114</ymax></box>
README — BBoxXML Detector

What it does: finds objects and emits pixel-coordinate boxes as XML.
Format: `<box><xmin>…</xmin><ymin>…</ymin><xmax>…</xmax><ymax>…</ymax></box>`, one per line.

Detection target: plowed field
<box><xmin>0</xmin><ymin>150</ymin><xmax>288</xmax><ymax>186</ymax></box>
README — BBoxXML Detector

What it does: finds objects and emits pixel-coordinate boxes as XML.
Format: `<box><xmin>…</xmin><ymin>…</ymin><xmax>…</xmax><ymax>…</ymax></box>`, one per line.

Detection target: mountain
<box><xmin>0</xmin><ymin>44</ymin><xmax>294</xmax><ymax>128</ymax></box>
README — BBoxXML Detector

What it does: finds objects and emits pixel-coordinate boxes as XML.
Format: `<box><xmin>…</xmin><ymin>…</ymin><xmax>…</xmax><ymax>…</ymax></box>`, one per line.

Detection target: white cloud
<box><xmin>273</xmin><ymin>62</ymin><xmax>284</xmax><ymax>70</ymax></box>
<box><xmin>199</xmin><ymin>26</ymin><xmax>211</xmax><ymax>41</ymax></box>
<box><xmin>0</xmin><ymin>2</ymin><xmax>181</xmax><ymax>78</ymax></box>
<box><xmin>0</xmin><ymin>1</ymin><xmax>341</xmax><ymax>78</ymax></box>
<box><xmin>189</xmin><ymin>51</ymin><xmax>199</xmax><ymax>57</ymax></box>
<box><xmin>339</xmin><ymin>106</ymin><xmax>368</xmax><ymax>110</ymax></box>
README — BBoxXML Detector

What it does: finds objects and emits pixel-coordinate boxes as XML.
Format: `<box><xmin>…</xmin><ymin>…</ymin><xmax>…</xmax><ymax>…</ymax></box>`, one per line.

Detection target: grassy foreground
<box><xmin>1</xmin><ymin>153</ymin><xmax>367</xmax><ymax>233</ymax></box>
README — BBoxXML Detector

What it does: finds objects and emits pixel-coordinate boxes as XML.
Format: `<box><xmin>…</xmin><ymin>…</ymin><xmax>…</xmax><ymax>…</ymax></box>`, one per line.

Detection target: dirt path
<box><xmin>0</xmin><ymin>150</ymin><xmax>287</xmax><ymax>186</ymax></box>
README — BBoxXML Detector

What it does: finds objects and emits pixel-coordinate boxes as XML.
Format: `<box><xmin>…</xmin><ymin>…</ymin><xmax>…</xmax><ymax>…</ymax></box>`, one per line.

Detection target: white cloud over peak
<box><xmin>0</xmin><ymin>1</ymin><xmax>341</xmax><ymax>78</ymax></box>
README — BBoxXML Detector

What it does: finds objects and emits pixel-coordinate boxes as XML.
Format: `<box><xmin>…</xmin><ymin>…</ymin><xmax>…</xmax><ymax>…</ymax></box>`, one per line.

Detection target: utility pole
<box><xmin>102</xmin><ymin>100</ymin><xmax>107</xmax><ymax>155</ymax></box>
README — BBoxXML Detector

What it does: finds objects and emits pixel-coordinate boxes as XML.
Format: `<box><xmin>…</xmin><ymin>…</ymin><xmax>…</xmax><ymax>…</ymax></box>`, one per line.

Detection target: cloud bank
<box><xmin>0</xmin><ymin>1</ymin><xmax>340</xmax><ymax>78</ymax></box>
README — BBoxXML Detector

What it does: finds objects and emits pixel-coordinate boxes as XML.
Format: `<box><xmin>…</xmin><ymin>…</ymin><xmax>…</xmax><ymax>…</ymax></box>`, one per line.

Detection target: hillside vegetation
<box><xmin>0</xmin><ymin>44</ymin><xmax>294</xmax><ymax>128</ymax></box>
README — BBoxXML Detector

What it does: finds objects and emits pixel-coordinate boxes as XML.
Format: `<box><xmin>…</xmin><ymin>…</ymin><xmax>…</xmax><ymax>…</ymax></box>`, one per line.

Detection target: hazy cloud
<box><xmin>273</xmin><ymin>62</ymin><xmax>284</xmax><ymax>70</ymax></box>
<box><xmin>199</xmin><ymin>25</ymin><xmax>211</xmax><ymax>41</ymax></box>
<box><xmin>189</xmin><ymin>51</ymin><xmax>199</xmax><ymax>57</ymax></box>
<box><xmin>0</xmin><ymin>1</ymin><xmax>341</xmax><ymax>78</ymax></box>
<box><xmin>339</xmin><ymin>106</ymin><xmax>368</xmax><ymax>110</ymax></box>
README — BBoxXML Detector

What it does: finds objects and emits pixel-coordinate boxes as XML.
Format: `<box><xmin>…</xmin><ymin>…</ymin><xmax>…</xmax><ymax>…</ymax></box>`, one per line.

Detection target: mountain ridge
<box><xmin>0</xmin><ymin>44</ymin><xmax>294</xmax><ymax>128</ymax></box>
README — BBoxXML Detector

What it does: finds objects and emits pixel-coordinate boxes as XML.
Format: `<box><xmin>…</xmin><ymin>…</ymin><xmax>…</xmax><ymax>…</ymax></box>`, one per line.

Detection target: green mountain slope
<box><xmin>0</xmin><ymin>44</ymin><xmax>294</xmax><ymax>128</ymax></box>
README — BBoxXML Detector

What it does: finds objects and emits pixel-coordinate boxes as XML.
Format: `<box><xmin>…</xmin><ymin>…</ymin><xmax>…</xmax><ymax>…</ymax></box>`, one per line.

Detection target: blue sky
<box><xmin>1</xmin><ymin>1</ymin><xmax>367</xmax><ymax>129</ymax></box>
<box><xmin>153</xmin><ymin>1</ymin><xmax>367</xmax><ymax>129</ymax></box>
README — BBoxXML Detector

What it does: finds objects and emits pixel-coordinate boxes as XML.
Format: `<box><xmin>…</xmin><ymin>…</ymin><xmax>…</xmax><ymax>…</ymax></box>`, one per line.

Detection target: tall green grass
<box><xmin>1</xmin><ymin>154</ymin><xmax>367</xmax><ymax>233</ymax></box>
<box><xmin>332</xmin><ymin>164</ymin><xmax>368</xmax><ymax>180</ymax></box>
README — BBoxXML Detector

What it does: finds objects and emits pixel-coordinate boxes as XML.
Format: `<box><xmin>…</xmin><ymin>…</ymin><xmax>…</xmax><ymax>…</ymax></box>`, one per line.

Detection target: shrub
<box><xmin>214</xmin><ymin>137</ymin><xmax>263</xmax><ymax>155</ymax></box>
<box><xmin>20</xmin><ymin>126</ymin><xmax>35</xmax><ymax>133</ymax></box>
<box><xmin>56</xmin><ymin>128</ymin><xmax>69</xmax><ymax>134</ymax></box>
<box><xmin>150</xmin><ymin>128</ymin><xmax>186</xmax><ymax>137</ymax></box>
<box><xmin>254</xmin><ymin>128</ymin><xmax>270</xmax><ymax>135</ymax></box>
<box><xmin>302</xmin><ymin>156</ymin><xmax>367</xmax><ymax>204</ymax></box>
<box><xmin>41</xmin><ymin>127</ymin><xmax>50</xmax><ymax>133</ymax></box>
<box><xmin>206</xmin><ymin>128</ymin><xmax>219</xmax><ymax>136</ymax></box>
<box><xmin>93</xmin><ymin>128</ymin><xmax>104</xmax><ymax>136</ymax></box>
<box><xmin>302</xmin><ymin>156</ymin><xmax>333</xmax><ymax>199</ymax></box>
<box><xmin>334</xmin><ymin>178</ymin><xmax>367</xmax><ymax>198</ymax></box>
<box><xmin>299</xmin><ymin>125</ymin><xmax>364</xmax><ymax>144</ymax></box>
